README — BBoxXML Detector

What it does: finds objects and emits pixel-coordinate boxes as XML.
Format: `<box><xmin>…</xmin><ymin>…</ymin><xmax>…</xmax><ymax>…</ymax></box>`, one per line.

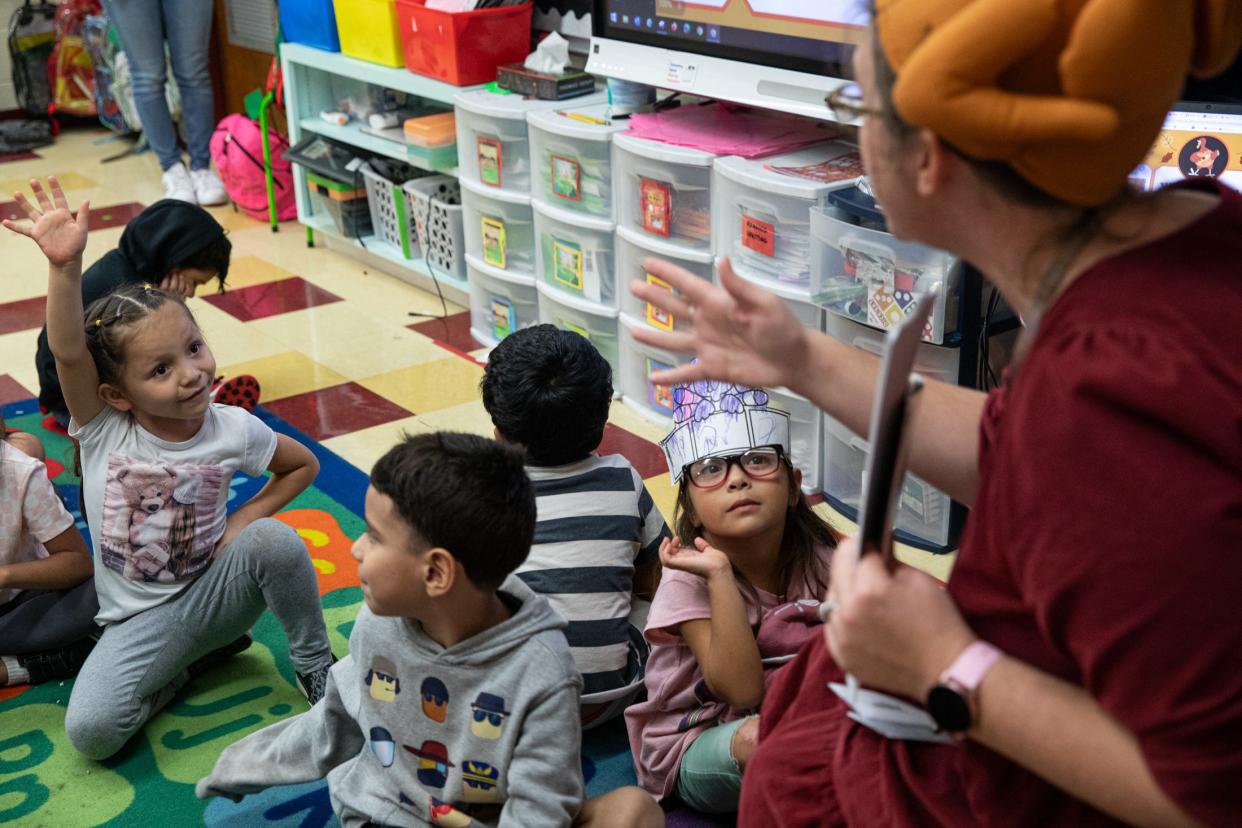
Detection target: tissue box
<box><xmin>497</xmin><ymin>63</ymin><xmax>596</xmax><ymax>100</ymax></box>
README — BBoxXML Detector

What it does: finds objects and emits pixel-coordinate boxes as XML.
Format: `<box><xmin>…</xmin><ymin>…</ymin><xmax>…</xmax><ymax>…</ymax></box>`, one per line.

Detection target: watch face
<box><xmin>927</xmin><ymin>685</ymin><xmax>972</xmax><ymax>732</ymax></box>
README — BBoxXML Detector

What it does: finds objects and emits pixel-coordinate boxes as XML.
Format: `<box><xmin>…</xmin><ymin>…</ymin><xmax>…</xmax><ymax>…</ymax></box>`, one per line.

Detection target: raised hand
<box><xmin>659</xmin><ymin>535</ymin><xmax>733</xmax><ymax>580</ymax></box>
<box><xmin>2</xmin><ymin>177</ymin><xmax>90</xmax><ymax>268</ymax></box>
<box><xmin>629</xmin><ymin>256</ymin><xmax>811</xmax><ymax>390</ymax></box>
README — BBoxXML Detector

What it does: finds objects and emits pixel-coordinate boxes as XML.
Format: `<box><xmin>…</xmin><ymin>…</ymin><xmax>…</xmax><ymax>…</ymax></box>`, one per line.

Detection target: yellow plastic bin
<box><xmin>333</xmin><ymin>0</ymin><xmax>404</xmax><ymax>67</ymax></box>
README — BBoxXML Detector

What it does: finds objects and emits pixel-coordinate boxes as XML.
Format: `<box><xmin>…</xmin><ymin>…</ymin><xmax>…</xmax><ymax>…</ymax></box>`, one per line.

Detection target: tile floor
<box><xmin>0</xmin><ymin>128</ymin><xmax>952</xmax><ymax>580</ymax></box>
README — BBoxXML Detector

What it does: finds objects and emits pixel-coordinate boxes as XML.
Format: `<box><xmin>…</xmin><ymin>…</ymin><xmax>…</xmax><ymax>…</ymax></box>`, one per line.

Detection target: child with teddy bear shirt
<box><xmin>5</xmin><ymin>176</ymin><xmax>334</xmax><ymax>761</ymax></box>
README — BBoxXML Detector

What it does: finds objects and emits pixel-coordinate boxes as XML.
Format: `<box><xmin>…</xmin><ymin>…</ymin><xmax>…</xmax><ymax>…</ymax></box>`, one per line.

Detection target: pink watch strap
<box><xmin>942</xmin><ymin>640</ymin><xmax>1003</xmax><ymax>691</ymax></box>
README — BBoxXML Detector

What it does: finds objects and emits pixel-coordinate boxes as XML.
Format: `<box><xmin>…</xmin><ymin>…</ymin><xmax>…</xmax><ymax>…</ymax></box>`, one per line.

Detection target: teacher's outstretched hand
<box><xmin>629</xmin><ymin>256</ymin><xmax>810</xmax><ymax>392</ymax></box>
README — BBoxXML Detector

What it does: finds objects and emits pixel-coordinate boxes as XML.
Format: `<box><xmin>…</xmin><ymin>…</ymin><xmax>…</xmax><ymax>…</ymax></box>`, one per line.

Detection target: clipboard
<box><xmin>854</xmin><ymin>285</ymin><xmax>939</xmax><ymax>565</ymax></box>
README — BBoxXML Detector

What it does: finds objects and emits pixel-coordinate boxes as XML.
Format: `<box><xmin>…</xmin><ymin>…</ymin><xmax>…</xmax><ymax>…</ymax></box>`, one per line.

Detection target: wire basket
<box><xmin>403</xmin><ymin>176</ymin><xmax>466</xmax><ymax>280</ymax></box>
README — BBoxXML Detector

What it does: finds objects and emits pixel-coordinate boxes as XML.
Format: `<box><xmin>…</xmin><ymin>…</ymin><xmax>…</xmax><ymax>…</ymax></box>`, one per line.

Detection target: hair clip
<box><xmin>94</xmin><ymin>318</ymin><xmax>102</xmax><ymax>327</ymax></box>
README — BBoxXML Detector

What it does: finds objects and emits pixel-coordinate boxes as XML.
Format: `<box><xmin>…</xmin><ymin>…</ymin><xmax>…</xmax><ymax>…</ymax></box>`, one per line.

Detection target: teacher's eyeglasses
<box><xmin>826</xmin><ymin>83</ymin><xmax>883</xmax><ymax>126</ymax></box>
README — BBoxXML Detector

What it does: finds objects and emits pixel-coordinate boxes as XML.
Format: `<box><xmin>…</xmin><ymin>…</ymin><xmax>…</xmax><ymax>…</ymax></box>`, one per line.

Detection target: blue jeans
<box><xmin>101</xmin><ymin>0</ymin><xmax>216</xmax><ymax>171</ymax></box>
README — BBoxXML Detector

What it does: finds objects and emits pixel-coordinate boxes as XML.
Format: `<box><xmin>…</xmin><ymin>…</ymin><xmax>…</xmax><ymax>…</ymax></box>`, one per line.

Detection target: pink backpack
<box><xmin>209</xmin><ymin>113</ymin><xmax>297</xmax><ymax>222</ymax></box>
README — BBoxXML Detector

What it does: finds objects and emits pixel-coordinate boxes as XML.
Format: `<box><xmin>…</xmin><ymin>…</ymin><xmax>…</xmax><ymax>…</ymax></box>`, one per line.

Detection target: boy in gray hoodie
<box><xmin>197</xmin><ymin>433</ymin><xmax>588</xmax><ymax>826</ymax></box>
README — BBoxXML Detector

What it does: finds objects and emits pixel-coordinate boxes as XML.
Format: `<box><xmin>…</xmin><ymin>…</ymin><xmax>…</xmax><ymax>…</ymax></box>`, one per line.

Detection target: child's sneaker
<box><xmin>211</xmin><ymin>374</ymin><xmax>261</xmax><ymax>412</ymax></box>
<box><xmin>296</xmin><ymin>654</ymin><xmax>337</xmax><ymax>704</ymax></box>
<box><xmin>14</xmin><ymin>636</ymin><xmax>96</xmax><ymax>684</ymax></box>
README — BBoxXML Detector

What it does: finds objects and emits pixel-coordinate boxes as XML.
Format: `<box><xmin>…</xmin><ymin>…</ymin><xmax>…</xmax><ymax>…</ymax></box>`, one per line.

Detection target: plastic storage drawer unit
<box><xmin>618</xmin><ymin>312</ymin><xmax>690</xmax><ymax>424</ymax></box>
<box><xmin>468</xmin><ymin>255</ymin><xmax>539</xmax><ymax>347</ymax></box>
<box><xmin>810</xmin><ymin>204</ymin><xmax>960</xmax><ymax>344</ymax></box>
<box><xmin>454</xmin><ymin>89</ymin><xmax>602</xmax><ymax>197</ymax></box>
<box><xmin>527</xmin><ymin>105</ymin><xmax>626</xmax><ymax>220</ymax></box>
<box><xmin>766</xmin><ymin>387</ymin><xmax>822</xmax><ymax>496</ymax></box>
<box><xmin>533</xmin><ymin>200</ymin><xmax>617</xmax><ymax>307</ymax></box>
<box><xmin>462</xmin><ymin>178</ymin><xmax>537</xmax><ymax>277</ymax></box>
<box><xmin>536</xmin><ymin>281</ymin><xmax>620</xmax><ymax>384</ymax></box>
<box><xmin>822</xmin><ymin>414</ymin><xmax>954</xmax><ymax>549</ymax></box>
<box><xmin>713</xmin><ymin>143</ymin><xmax>859</xmax><ymax>292</ymax></box>
<box><xmin>614</xmin><ymin>132</ymin><xmax>716</xmax><ymax>253</ymax></box>
<box><xmin>617</xmin><ymin>226</ymin><xmax>714</xmax><ymax>334</ymax></box>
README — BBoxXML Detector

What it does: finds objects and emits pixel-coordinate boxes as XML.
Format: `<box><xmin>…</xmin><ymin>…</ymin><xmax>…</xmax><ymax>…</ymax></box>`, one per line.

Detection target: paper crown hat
<box><xmin>874</xmin><ymin>0</ymin><xmax>1242</xmax><ymax>206</ymax></box>
<box><xmin>661</xmin><ymin>374</ymin><xmax>791</xmax><ymax>483</ymax></box>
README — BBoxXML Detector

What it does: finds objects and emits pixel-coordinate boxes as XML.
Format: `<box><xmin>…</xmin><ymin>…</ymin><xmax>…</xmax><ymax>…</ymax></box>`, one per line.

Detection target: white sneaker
<box><xmin>162</xmin><ymin>163</ymin><xmax>197</xmax><ymax>204</ymax></box>
<box><xmin>190</xmin><ymin>167</ymin><xmax>228</xmax><ymax>206</ymax></box>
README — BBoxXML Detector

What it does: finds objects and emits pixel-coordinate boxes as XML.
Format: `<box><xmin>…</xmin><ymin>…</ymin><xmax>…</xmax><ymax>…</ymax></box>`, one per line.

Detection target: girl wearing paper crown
<box><xmin>624</xmin><ymin>377</ymin><xmax>834</xmax><ymax>814</ymax></box>
<box><xmin>629</xmin><ymin>1</ymin><xmax>1242</xmax><ymax>826</ymax></box>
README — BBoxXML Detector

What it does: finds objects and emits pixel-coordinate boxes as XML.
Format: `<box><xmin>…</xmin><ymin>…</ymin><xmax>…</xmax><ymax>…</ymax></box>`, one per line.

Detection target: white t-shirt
<box><xmin>0</xmin><ymin>440</ymin><xmax>76</xmax><ymax>606</ymax></box>
<box><xmin>71</xmin><ymin>404</ymin><xmax>277</xmax><ymax>624</ymax></box>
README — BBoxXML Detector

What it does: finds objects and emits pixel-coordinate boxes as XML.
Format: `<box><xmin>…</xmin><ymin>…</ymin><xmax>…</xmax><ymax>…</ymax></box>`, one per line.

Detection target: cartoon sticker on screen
<box><xmin>552</xmin><ymin>239</ymin><xmax>584</xmax><ymax>292</ymax></box>
<box><xmin>640</xmin><ymin>178</ymin><xmax>672</xmax><ymax>237</ymax></box>
<box><xmin>491</xmin><ymin>295</ymin><xmax>516</xmax><ymax>341</ymax></box>
<box><xmin>551</xmin><ymin>154</ymin><xmax>582</xmax><ymax>201</ymax></box>
<box><xmin>646</xmin><ymin>358</ymin><xmax>676</xmax><ymax>414</ymax></box>
<box><xmin>482</xmin><ymin>217</ymin><xmax>507</xmax><ymax>269</ymax></box>
<box><xmin>99</xmin><ymin>456</ymin><xmax>224</xmax><ymax>584</ymax></box>
<box><xmin>478</xmin><ymin>137</ymin><xmax>503</xmax><ymax>187</ymax></box>
<box><xmin>1180</xmin><ymin>135</ymin><xmax>1229</xmax><ymax>178</ymax></box>
<box><xmin>645</xmin><ymin>272</ymin><xmax>675</xmax><ymax>331</ymax></box>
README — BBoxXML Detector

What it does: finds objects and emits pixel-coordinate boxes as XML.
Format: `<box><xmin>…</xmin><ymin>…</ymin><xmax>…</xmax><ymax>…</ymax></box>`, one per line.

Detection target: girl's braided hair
<box><xmin>82</xmin><ymin>283</ymin><xmax>197</xmax><ymax>387</ymax></box>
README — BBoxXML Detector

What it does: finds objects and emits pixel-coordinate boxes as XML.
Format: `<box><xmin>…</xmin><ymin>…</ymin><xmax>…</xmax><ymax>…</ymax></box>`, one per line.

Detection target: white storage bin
<box><xmin>534</xmin><ymin>200</ymin><xmax>618</xmax><ymax>307</ymax></box>
<box><xmin>810</xmin><ymin>205</ymin><xmax>960</xmax><ymax>344</ymax></box>
<box><xmin>362</xmin><ymin>163</ymin><xmax>419</xmax><ymax>259</ymax></box>
<box><xmin>731</xmin><ymin>265</ymin><xmax>823</xmax><ymax>331</ymax></box>
<box><xmin>766</xmin><ymin>387</ymin><xmax>822</xmax><ymax>496</ymax></box>
<box><xmin>617</xmin><ymin>226</ymin><xmax>715</xmax><ymax>334</ymax></box>
<box><xmin>618</xmin><ymin>312</ymin><xmax>691</xmax><ymax>424</ymax></box>
<box><xmin>536</xmin><ymin>281</ymin><xmax>620</xmax><ymax>382</ymax></box>
<box><xmin>403</xmin><ymin>176</ymin><xmax>466</xmax><ymax>281</ymax></box>
<box><xmin>467</xmin><ymin>255</ymin><xmax>540</xmax><ymax>348</ymax></box>
<box><xmin>614</xmin><ymin>132</ymin><xmax>715</xmax><ymax>253</ymax></box>
<box><xmin>462</xmin><ymin>178</ymin><xmax>537</xmax><ymax>277</ymax></box>
<box><xmin>528</xmin><ymin>104</ymin><xmax>625</xmax><ymax>220</ymax></box>
<box><xmin>713</xmin><ymin>144</ymin><xmax>859</xmax><ymax>292</ymax></box>
<box><xmin>823</xmin><ymin>312</ymin><xmax>962</xmax><ymax>387</ymax></box>
<box><xmin>454</xmin><ymin>88</ymin><xmax>603</xmax><ymax>196</ymax></box>
<box><xmin>821</xmin><ymin>414</ymin><xmax>953</xmax><ymax>548</ymax></box>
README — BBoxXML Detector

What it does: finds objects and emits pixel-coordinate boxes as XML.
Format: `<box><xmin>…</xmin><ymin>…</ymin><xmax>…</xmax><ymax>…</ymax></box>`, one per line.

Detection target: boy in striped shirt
<box><xmin>482</xmin><ymin>325</ymin><xmax>667</xmax><ymax>726</ymax></box>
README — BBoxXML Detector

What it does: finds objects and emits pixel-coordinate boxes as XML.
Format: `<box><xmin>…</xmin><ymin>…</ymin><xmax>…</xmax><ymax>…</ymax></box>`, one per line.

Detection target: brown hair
<box><xmin>674</xmin><ymin>457</ymin><xmax>834</xmax><ymax>601</ymax></box>
<box><xmin>82</xmin><ymin>284</ymin><xmax>199</xmax><ymax>389</ymax></box>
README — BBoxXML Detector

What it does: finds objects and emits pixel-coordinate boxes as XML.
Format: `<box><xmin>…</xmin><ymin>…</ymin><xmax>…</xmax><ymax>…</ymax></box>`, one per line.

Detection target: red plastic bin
<box><xmin>395</xmin><ymin>0</ymin><xmax>533</xmax><ymax>87</ymax></box>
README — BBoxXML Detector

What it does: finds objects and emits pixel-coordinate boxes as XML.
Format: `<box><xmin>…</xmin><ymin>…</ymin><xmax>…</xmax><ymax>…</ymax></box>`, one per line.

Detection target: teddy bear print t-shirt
<box><xmin>71</xmin><ymin>404</ymin><xmax>277</xmax><ymax>624</ymax></box>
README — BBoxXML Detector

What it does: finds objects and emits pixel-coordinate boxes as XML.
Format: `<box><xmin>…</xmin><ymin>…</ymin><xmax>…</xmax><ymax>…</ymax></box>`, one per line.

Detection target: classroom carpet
<box><xmin>0</xmin><ymin>398</ymin><xmax>649</xmax><ymax>827</ymax></box>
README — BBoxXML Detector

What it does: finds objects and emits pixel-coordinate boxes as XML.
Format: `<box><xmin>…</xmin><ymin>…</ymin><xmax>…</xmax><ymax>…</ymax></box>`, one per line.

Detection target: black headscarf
<box><xmin>34</xmin><ymin>200</ymin><xmax>228</xmax><ymax>418</ymax></box>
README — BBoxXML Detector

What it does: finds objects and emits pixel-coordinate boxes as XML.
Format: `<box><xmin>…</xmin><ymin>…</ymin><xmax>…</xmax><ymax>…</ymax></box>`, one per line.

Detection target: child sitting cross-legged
<box><xmin>626</xmin><ymin>379</ymin><xmax>835</xmax><ymax>814</ymax></box>
<box><xmin>197</xmin><ymin>433</ymin><xmax>663</xmax><ymax>828</ymax></box>
<box><xmin>480</xmin><ymin>325</ymin><xmax>668</xmax><ymax>727</ymax></box>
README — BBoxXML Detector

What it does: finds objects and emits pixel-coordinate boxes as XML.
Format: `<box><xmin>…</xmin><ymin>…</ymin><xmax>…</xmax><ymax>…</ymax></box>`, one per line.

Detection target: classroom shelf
<box><xmin>282</xmin><ymin>42</ymin><xmax>478</xmax><ymax>300</ymax></box>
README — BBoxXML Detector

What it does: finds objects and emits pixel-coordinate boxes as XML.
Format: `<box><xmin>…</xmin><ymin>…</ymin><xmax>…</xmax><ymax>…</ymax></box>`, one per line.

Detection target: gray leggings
<box><xmin>65</xmin><ymin>518</ymin><xmax>332</xmax><ymax>760</ymax></box>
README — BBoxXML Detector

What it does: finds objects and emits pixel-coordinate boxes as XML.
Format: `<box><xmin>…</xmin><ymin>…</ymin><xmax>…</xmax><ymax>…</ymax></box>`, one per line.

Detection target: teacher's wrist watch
<box><xmin>926</xmin><ymin>640</ymin><xmax>1002</xmax><ymax>736</ymax></box>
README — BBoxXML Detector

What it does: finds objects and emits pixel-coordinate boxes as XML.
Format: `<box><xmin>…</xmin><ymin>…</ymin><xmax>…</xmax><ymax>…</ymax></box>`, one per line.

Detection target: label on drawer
<box><xmin>742</xmin><ymin>213</ymin><xmax>776</xmax><ymax>257</ymax></box>
<box><xmin>645</xmin><ymin>273</ymin><xmax>675</xmax><ymax>331</ymax></box>
<box><xmin>478</xmin><ymin>137</ymin><xmax>503</xmax><ymax>187</ymax></box>
<box><xmin>552</xmin><ymin>239</ymin><xmax>585</xmax><ymax>292</ymax></box>
<box><xmin>482</xmin><ymin>217</ymin><xmax>507</xmax><ymax>269</ymax></box>
<box><xmin>640</xmin><ymin>178</ymin><xmax>672</xmax><ymax>237</ymax></box>
<box><xmin>563</xmin><ymin>320</ymin><xmax>590</xmax><ymax>340</ymax></box>
<box><xmin>551</xmin><ymin>154</ymin><xmax>583</xmax><ymax>202</ymax></box>
<box><xmin>646</xmin><ymin>358</ymin><xmax>676</xmax><ymax>414</ymax></box>
<box><xmin>491</xmin><ymin>295</ymin><xmax>516</xmax><ymax>340</ymax></box>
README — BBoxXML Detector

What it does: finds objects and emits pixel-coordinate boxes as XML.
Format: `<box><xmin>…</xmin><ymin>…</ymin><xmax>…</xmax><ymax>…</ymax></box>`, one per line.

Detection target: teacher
<box><xmin>630</xmin><ymin>1</ymin><xmax>1242</xmax><ymax>825</ymax></box>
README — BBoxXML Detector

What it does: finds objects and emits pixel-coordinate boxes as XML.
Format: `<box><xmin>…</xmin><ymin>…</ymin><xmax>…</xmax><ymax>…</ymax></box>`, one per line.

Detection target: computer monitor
<box><xmin>587</xmin><ymin>0</ymin><xmax>868</xmax><ymax>120</ymax></box>
<box><xmin>1130</xmin><ymin>102</ymin><xmax>1242</xmax><ymax>193</ymax></box>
